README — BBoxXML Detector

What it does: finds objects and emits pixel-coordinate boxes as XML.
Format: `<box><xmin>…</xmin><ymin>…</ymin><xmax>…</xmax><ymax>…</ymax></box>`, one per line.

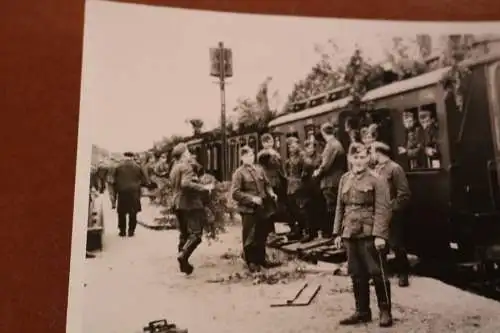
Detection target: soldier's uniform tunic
<box><xmin>111</xmin><ymin>159</ymin><xmax>149</xmax><ymax>236</ymax></box>
<box><xmin>422</xmin><ymin>122</ymin><xmax>440</xmax><ymax>168</ymax></box>
<box><xmin>316</xmin><ymin>136</ymin><xmax>346</xmax><ymax>234</ymax></box>
<box><xmin>302</xmin><ymin>150</ymin><xmax>327</xmax><ymax>239</ymax></box>
<box><xmin>95</xmin><ymin>163</ymin><xmax>108</xmax><ymax>193</ymax></box>
<box><xmin>284</xmin><ymin>151</ymin><xmax>309</xmax><ymax>238</ymax></box>
<box><xmin>333</xmin><ymin>169</ymin><xmax>393</xmax><ymax>326</ymax></box>
<box><xmin>404</xmin><ymin>125</ymin><xmax>425</xmax><ymax>169</ymax></box>
<box><xmin>231</xmin><ymin>164</ymin><xmax>276</xmax><ymax>266</ymax></box>
<box><xmin>169</xmin><ymin>159</ymin><xmax>208</xmax><ymax>257</ymax></box>
<box><xmin>257</xmin><ymin>148</ymin><xmax>287</xmax><ymax>232</ymax></box>
<box><xmin>374</xmin><ymin>158</ymin><xmax>411</xmax><ymax>280</ymax></box>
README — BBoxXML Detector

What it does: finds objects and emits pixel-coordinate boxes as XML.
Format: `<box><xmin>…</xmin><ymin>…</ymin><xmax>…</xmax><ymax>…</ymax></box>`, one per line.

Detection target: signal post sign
<box><xmin>210</xmin><ymin>43</ymin><xmax>233</xmax><ymax>78</ymax></box>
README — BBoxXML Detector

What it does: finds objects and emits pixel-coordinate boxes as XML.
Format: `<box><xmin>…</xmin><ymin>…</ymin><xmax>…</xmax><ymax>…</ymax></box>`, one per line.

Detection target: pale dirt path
<box><xmin>82</xmin><ymin>195</ymin><xmax>500</xmax><ymax>333</ymax></box>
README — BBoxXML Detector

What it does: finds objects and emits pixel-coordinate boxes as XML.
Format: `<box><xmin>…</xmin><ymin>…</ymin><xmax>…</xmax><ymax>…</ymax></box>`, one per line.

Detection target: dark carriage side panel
<box><xmin>447</xmin><ymin>65</ymin><xmax>500</xmax><ymax>257</ymax></box>
<box><xmin>372</xmin><ymin>87</ymin><xmax>453</xmax><ymax>259</ymax></box>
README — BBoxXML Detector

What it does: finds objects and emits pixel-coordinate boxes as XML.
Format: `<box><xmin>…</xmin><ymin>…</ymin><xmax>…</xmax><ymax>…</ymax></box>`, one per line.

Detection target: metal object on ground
<box><xmin>143</xmin><ymin>319</ymin><xmax>188</xmax><ymax>333</ymax></box>
<box><xmin>270</xmin><ymin>283</ymin><xmax>321</xmax><ymax>307</ymax></box>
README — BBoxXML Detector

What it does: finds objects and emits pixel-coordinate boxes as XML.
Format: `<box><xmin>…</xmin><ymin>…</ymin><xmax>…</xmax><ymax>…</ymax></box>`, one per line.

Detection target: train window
<box><xmin>397</xmin><ymin>104</ymin><xmax>441</xmax><ymax>171</ymax></box>
<box><xmin>214</xmin><ymin>145</ymin><xmax>218</xmax><ymax>170</ymax></box>
<box><xmin>207</xmin><ymin>147</ymin><xmax>211</xmax><ymax>170</ymax></box>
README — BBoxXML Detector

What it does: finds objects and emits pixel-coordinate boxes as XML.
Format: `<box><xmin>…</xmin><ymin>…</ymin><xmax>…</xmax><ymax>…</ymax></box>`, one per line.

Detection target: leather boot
<box><xmin>177</xmin><ymin>237</ymin><xmax>201</xmax><ymax>275</ymax></box>
<box><xmin>178</xmin><ymin>237</ymin><xmax>187</xmax><ymax>253</ymax></box>
<box><xmin>339</xmin><ymin>278</ymin><xmax>372</xmax><ymax>325</ymax></box>
<box><xmin>374</xmin><ymin>279</ymin><xmax>393</xmax><ymax>327</ymax></box>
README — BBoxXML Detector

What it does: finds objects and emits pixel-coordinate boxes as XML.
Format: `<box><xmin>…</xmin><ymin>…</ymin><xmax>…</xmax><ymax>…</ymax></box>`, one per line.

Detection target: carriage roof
<box><xmin>269</xmin><ymin>52</ymin><xmax>500</xmax><ymax>128</ymax></box>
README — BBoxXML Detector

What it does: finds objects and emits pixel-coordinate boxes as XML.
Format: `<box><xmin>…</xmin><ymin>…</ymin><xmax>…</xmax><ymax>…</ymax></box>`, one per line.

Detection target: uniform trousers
<box><xmin>176</xmin><ymin>209</ymin><xmax>204</xmax><ymax>253</ymax></box>
<box><xmin>344</xmin><ymin>237</ymin><xmax>389</xmax><ymax>280</ymax></box>
<box><xmin>389</xmin><ymin>211</ymin><xmax>410</xmax><ymax>275</ymax></box>
<box><xmin>321</xmin><ymin>186</ymin><xmax>338</xmax><ymax>235</ymax></box>
<box><xmin>287</xmin><ymin>192</ymin><xmax>308</xmax><ymax>232</ymax></box>
<box><xmin>116</xmin><ymin>189</ymin><xmax>142</xmax><ymax>234</ymax></box>
<box><xmin>241</xmin><ymin>213</ymin><xmax>270</xmax><ymax>265</ymax></box>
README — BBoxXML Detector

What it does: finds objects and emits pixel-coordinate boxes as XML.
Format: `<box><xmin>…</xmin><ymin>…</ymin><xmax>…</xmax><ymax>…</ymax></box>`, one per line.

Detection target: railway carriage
<box><xmin>268</xmin><ymin>52</ymin><xmax>500</xmax><ymax>267</ymax></box>
<box><xmin>185</xmin><ymin>131</ymin><xmax>261</xmax><ymax>180</ymax></box>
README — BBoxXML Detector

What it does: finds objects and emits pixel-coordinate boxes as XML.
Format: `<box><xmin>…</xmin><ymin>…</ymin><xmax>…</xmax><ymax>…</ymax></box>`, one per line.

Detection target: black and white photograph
<box><xmin>67</xmin><ymin>1</ymin><xmax>500</xmax><ymax>332</ymax></box>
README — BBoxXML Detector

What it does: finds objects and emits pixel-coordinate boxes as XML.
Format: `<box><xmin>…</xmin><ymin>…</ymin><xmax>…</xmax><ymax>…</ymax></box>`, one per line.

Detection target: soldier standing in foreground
<box><xmin>372</xmin><ymin>141</ymin><xmax>412</xmax><ymax>287</ymax></box>
<box><xmin>333</xmin><ymin>143</ymin><xmax>394</xmax><ymax>327</ymax></box>
<box><xmin>111</xmin><ymin>152</ymin><xmax>150</xmax><ymax>237</ymax></box>
<box><xmin>231</xmin><ymin>146</ymin><xmax>278</xmax><ymax>272</ymax></box>
<box><xmin>169</xmin><ymin>143</ymin><xmax>213</xmax><ymax>275</ymax></box>
<box><xmin>313</xmin><ymin>122</ymin><xmax>346</xmax><ymax>236</ymax></box>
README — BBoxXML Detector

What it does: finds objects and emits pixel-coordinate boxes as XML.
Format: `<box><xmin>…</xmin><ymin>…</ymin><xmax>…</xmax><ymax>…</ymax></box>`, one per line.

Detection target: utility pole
<box><xmin>210</xmin><ymin>42</ymin><xmax>233</xmax><ymax>181</ymax></box>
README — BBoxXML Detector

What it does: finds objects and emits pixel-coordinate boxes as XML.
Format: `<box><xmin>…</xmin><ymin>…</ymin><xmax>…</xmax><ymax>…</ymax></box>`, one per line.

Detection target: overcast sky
<box><xmin>80</xmin><ymin>0</ymin><xmax>498</xmax><ymax>152</ymax></box>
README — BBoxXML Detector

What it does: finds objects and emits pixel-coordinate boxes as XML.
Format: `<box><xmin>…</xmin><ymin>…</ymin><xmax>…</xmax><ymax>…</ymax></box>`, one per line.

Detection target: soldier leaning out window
<box><xmin>398</xmin><ymin>105</ymin><xmax>441</xmax><ymax>171</ymax></box>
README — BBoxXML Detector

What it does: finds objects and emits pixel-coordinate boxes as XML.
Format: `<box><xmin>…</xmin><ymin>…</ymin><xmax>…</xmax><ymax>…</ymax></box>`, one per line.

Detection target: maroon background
<box><xmin>0</xmin><ymin>0</ymin><xmax>499</xmax><ymax>331</ymax></box>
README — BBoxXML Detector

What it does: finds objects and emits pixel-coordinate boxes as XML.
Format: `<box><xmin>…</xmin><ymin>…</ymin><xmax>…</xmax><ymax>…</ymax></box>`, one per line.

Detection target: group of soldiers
<box><xmin>89</xmin><ymin>118</ymin><xmax>412</xmax><ymax>328</ymax></box>
<box><xmin>230</xmin><ymin>121</ymin><xmax>412</xmax><ymax>328</ymax></box>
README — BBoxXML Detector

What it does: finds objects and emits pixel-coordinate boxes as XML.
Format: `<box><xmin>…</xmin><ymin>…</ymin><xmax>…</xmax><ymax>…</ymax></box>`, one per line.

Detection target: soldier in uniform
<box><xmin>231</xmin><ymin>146</ymin><xmax>278</xmax><ymax>272</ymax></box>
<box><xmin>313</xmin><ymin>122</ymin><xmax>347</xmax><ymax>236</ymax></box>
<box><xmin>151</xmin><ymin>153</ymin><xmax>170</xmax><ymax>203</ymax></box>
<box><xmin>302</xmin><ymin>138</ymin><xmax>327</xmax><ymax>241</ymax></box>
<box><xmin>111</xmin><ymin>152</ymin><xmax>150</xmax><ymax>237</ymax></box>
<box><xmin>398</xmin><ymin>110</ymin><xmax>425</xmax><ymax>170</ymax></box>
<box><xmin>106</xmin><ymin>158</ymin><xmax>118</xmax><ymax>206</ymax></box>
<box><xmin>372</xmin><ymin>141</ymin><xmax>412</xmax><ymax>287</ymax></box>
<box><xmin>95</xmin><ymin>160</ymin><xmax>108</xmax><ymax>194</ymax></box>
<box><xmin>418</xmin><ymin>108</ymin><xmax>441</xmax><ymax>168</ymax></box>
<box><xmin>169</xmin><ymin>143</ymin><xmax>212</xmax><ymax>275</ymax></box>
<box><xmin>257</xmin><ymin>133</ymin><xmax>286</xmax><ymax>235</ymax></box>
<box><xmin>284</xmin><ymin>136</ymin><xmax>309</xmax><ymax>241</ymax></box>
<box><xmin>333</xmin><ymin>143</ymin><xmax>394</xmax><ymax>327</ymax></box>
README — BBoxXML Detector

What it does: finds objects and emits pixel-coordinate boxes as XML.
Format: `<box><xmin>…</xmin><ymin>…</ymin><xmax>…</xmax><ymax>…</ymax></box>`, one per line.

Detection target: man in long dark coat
<box><xmin>169</xmin><ymin>143</ymin><xmax>212</xmax><ymax>275</ymax></box>
<box><xmin>111</xmin><ymin>152</ymin><xmax>150</xmax><ymax>237</ymax></box>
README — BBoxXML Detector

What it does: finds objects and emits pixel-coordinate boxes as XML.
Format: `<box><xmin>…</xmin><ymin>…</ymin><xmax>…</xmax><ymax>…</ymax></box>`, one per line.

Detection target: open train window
<box><xmin>338</xmin><ymin>108</ymin><xmax>393</xmax><ymax>151</ymax></box>
<box><xmin>213</xmin><ymin>145</ymin><xmax>218</xmax><ymax>170</ymax></box>
<box><xmin>206</xmin><ymin>146</ymin><xmax>212</xmax><ymax>171</ymax></box>
<box><xmin>398</xmin><ymin>104</ymin><xmax>441</xmax><ymax>171</ymax></box>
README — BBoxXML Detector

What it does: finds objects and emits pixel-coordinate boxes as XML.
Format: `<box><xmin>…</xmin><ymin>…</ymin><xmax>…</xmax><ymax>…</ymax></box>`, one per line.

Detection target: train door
<box><xmin>487</xmin><ymin>61</ymin><xmax>500</xmax><ymax>210</ymax></box>
<box><xmin>450</xmin><ymin>65</ymin><xmax>498</xmax><ymax>215</ymax></box>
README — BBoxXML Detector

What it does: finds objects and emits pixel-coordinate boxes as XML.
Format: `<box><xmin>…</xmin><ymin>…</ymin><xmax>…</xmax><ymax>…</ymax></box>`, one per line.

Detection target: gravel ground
<box><xmin>82</xmin><ymin>195</ymin><xmax>500</xmax><ymax>333</ymax></box>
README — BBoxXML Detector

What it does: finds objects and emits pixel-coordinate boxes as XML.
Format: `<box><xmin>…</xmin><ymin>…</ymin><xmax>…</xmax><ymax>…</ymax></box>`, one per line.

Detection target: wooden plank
<box><xmin>296</xmin><ymin>238</ymin><xmax>334</xmax><ymax>251</ymax></box>
<box><xmin>281</xmin><ymin>241</ymin><xmax>306</xmax><ymax>251</ymax></box>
